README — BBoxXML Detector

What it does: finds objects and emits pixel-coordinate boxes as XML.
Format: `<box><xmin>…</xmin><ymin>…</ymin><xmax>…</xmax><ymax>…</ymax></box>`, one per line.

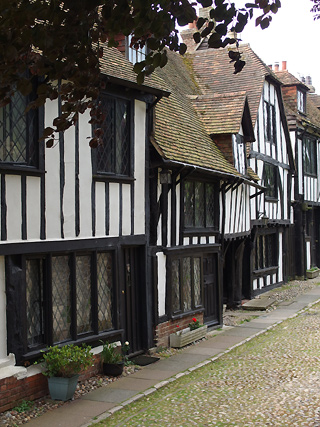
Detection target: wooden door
<box><xmin>122</xmin><ymin>247</ymin><xmax>144</xmax><ymax>355</ymax></box>
<box><xmin>203</xmin><ymin>254</ymin><xmax>219</xmax><ymax>326</ymax></box>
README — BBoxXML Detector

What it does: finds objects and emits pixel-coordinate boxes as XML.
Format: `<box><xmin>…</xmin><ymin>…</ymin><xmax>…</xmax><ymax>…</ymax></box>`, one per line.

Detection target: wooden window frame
<box><xmin>7</xmin><ymin>250</ymin><xmax>119</xmax><ymax>362</ymax></box>
<box><xmin>303</xmin><ymin>136</ymin><xmax>317</xmax><ymax>177</ymax></box>
<box><xmin>263</xmin><ymin>163</ymin><xmax>278</xmax><ymax>202</ymax></box>
<box><xmin>167</xmin><ymin>252</ymin><xmax>204</xmax><ymax>318</ymax></box>
<box><xmin>253</xmin><ymin>230</ymin><xmax>278</xmax><ymax>272</ymax></box>
<box><xmin>264</xmin><ymin>100</ymin><xmax>276</xmax><ymax>144</ymax></box>
<box><xmin>297</xmin><ymin>90</ymin><xmax>306</xmax><ymax>114</ymax></box>
<box><xmin>183</xmin><ymin>179</ymin><xmax>218</xmax><ymax>233</ymax></box>
<box><xmin>92</xmin><ymin>92</ymin><xmax>134</xmax><ymax>181</ymax></box>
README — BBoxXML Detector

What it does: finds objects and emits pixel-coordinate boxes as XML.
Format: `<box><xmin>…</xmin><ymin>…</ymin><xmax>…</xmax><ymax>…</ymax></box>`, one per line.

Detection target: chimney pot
<box><xmin>282</xmin><ymin>61</ymin><xmax>287</xmax><ymax>71</ymax></box>
<box><xmin>268</xmin><ymin>64</ymin><xmax>273</xmax><ymax>70</ymax></box>
<box><xmin>274</xmin><ymin>63</ymin><xmax>279</xmax><ymax>72</ymax></box>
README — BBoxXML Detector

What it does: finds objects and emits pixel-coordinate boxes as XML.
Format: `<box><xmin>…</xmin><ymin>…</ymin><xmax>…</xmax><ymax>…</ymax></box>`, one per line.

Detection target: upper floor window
<box><xmin>0</xmin><ymin>89</ymin><xmax>39</xmax><ymax>167</ymax></box>
<box><xmin>263</xmin><ymin>163</ymin><xmax>278</xmax><ymax>200</ymax></box>
<box><xmin>303</xmin><ymin>137</ymin><xmax>317</xmax><ymax>176</ymax></box>
<box><xmin>184</xmin><ymin>180</ymin><xmax>216</xmax><ymax>229</ymax></box>
<box><xmin>127</xmin><ymin>35</ymin><xmax>147</xmax><ymax>65</ymax></box>
<box><xmin>297</xmin><ymin>90</ymin><xmax>306</xmax><ymax>113</ymax></box>
<box><xmin>233</xmin><ymin>134</ymin><xmax>246</xmax><ymax>175</ymax></box>
<box><xmin>94</xmin><ymin>94</ymin><xmax>132</xmax><ymax>177</ymax></box>
<box><xmin>264</xmin><ymin>100</ymin><xmax>276</xmax><ymax>144</ymax></box>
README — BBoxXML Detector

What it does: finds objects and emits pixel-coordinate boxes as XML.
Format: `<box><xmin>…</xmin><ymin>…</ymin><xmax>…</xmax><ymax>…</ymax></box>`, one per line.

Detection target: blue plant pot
<box><xmin>48</xmin><ymin>374</ymin><xmax>79</xmax><ymax>401</ymax></box>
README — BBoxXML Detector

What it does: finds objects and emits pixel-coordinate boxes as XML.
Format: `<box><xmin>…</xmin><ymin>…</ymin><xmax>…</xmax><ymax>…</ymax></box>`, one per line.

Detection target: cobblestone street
<box><xmin>97</xmin><ymin>294</ymin><xmax>320</xmax><ymax>426</ymax></box>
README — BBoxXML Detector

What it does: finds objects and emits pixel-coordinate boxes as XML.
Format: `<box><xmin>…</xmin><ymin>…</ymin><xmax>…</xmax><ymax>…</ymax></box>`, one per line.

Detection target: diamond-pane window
<box><xmin>97</xmin><ymin>253</ymin><xmax>113</xmax><ymax>331</ymax></box>
<box><xmin>171</xmin><ymin>259</ymin><xmax>180</xmax><ymax>312</ymax></box>
<box><xmin>26</xmin><ymin>259</ymin><xmax>44</xmax><ymax>347</ymax></box>
<box><xmin>193</xmin><ymin>257</ymin><xmax>201</xmax><ymax>306</ymax></box>
<box><xmin>182</xmin><ymin>257</ymin><xmax>192</xmax><ymax>311</ymax></box>
<box><xmin>52</xmin><ymin>256</ymin><xmax>71</xmax><ymax>343</ymax></box>
<box><xmin>0</xmin><ymin>89</ymin><xmax>38</xmax><ymax>166</ymax></box>
<box><xmin>95</xmin><ymin>95</ymin><xmax>131</xmax><ymax>176</ymax></box>
<box><xmin>184</xmin><ymin>180</ymin><xmax>216</xmax><ymax>229</ymax></box>
<box><xmin>76</xmin><ymin>255</ymin><xmax>92</xmax><ymax>334</ymax></box>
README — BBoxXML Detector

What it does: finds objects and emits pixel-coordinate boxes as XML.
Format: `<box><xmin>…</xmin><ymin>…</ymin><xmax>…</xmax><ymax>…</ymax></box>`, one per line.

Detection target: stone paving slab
<box><xmin>82</xmin><ymin>388</ymin><xmax>137</xmax><ymax>403</ymax></box>
<box><xmin>218</xmin><ymin>326</ymin><xmax>264</xmax><ymax>337</ymax></box>
<box><xmin>105</xmin><ymin>377</ymin><xmax>158</xmax><ymax>391</ymax></box>
<box><xmin>131</xmin><ymin>368</ymin><xmax>176</xmax><ymax>380</ymax></box>
<box><xmin>25</xmin><ymin>400</ymin><xmax>112</xmax><ymax>427</ymax></box>
<box><xmin>242</xmin><ymin>297</ymin><xmax>276</xmax><ymax>310</ymax></box>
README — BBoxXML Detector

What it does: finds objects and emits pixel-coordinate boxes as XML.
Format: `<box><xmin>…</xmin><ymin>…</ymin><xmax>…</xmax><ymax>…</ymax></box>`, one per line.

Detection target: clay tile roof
<box><xmin>276</xmin><ymin>70</ymin><xmax>309</xmax><ymax>89</ymax></box>
<box><xmin>153</xmin><ymin>51</ymin><xmax>240</xmax><ymax>177</ymax></box>
<box><xmin>309</xmin><ymin>93</ymin><xmax>320</xmax><ymax>109</ymax></box>
<box><xmin>191</xmin><ymin>91</ymin><xmax>247</xmax><ymax>135</ymax></box>
<box><xmin>190</xmin><ymin>44</ymin><xmax>281</xmax><ymax>127</ymax></box>
<box><xmin>99</xmin><ymin>47</ymin><xmax>170</xmax><ymax>95</ymax></box>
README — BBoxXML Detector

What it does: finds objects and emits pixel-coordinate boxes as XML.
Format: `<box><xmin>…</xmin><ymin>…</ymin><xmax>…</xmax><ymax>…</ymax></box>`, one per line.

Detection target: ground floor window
<box><xmin>10</xmin><ymin>250</ymin><xmax>115</xmax><ymax>360</ymax></box>
<box><xmin>169</xmin><ymin>254</ymin><xmax>202</xmax><ymax>315</ymax></box>
<box><xmin>254</xmin><ymin>231</ymin><xmax>278</xmax><ymax>270</ymax></box>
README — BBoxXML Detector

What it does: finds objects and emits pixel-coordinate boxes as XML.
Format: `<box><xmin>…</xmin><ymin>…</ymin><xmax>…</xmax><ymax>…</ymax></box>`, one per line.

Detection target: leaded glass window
<box><xmin>97</xmin><ymin>252</ymin><xmax>113</xmax><ymax>331</ymax></box>
<box><xmin>26</xmin><ymin>259</ymin><xmax>44</xmax><ymax>347</ymax></box>
<box><xmin>52</xmin><ymin>256</ymin><xmax>72</xmax><ymax>343</ymax></box>
<box><xmin>263</xmin><ymin>163</ymin><xmax>278</xmax><ymax>200</ymax></box>
<box><xmin>182</xmin><ymin>257</ymin><xmax>192</xmax><ymax>311</ymax></box>
<box><xmin>254</xmin><ymin>233</ymin><xmax>278</xmax><ymax>270</ymax></box>
<box><xmin>0</xmin><ymin>89</ymin><xmax>38</xmax><ymax>166</ymax></box>
<box><xmin>264</xmin><ymin>100</ymin><xmax>276</xmax><ymax>144</ymax></box>
<box><xmin>171</xmin><ymin>259</ymin><xmax>180</xmax><ymax>312</ymax></box>
<box><xmin>170</xmin><ymin>255</ymin><xmax>203</xmax><ymax>314</ymax></box>
<box><xmin>303</xmin><ymin>137</ymin><xmax>317</xmax><ymax>176</ymax></box>
<box><xmin>76</xmin><ymin>255</ymin><xmax>92</xmax><ymax>334</ymax></box>
<box><xmin>95</xmin><ymin>95</ymin><xmax>131</xmax><ymax>176</ymax></box>
<box><xmin>184</xmin><ymin>181</ymin><xmax>216</xmax><ymax>229</ymax></box>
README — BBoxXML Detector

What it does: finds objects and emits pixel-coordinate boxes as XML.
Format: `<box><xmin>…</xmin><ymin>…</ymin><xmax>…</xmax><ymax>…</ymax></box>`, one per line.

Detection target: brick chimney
<box><xmin>274</xmin><ymin>62</ymin><xmax>279</xmax><ymax>72</ymax></box>
<box><xmin>282</xmin><ymin>61</ymin><xmax>287</xmax><ymax>71</ymax></box>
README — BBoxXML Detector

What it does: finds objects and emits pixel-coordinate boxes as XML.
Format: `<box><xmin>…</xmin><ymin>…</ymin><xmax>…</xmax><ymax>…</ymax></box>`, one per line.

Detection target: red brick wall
<box><xmin>155</xmin><ymin>313</ymin><xmax>204</xmax><ymax>348</ymax></box>
<box><xmin>0</xmin><ymin>354</ymin><xmax>102</xmax><ymax>413</ymax></box>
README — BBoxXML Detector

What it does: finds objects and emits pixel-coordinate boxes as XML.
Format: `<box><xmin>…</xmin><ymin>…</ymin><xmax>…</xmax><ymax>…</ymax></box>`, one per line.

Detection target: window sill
<box><xmin>304</xmin><ymin>172</ymin><xmax>317</xmax><ymax>178</ymax></box>
<box><xmin>93</xmin><ymin>174</ymin><xmax>135</xmax><ymax>183</ymax></box>
<box><xmin>0</xmin><ymin>164</ymin><xmax>44</xmax><ymax>176</ymax></box>
<box><xmin>265</xmin><ymin>197</ymin><xmax>278</xmax><ymax>203</ymax></box>
<box><xmin>253</xmin><ymin>266</ymin><xmax>278</xmax><ymax>276</ymax></box>
<box><xmin>170</xmin><ymin>307</ymin><xmax>205</xmax><ymax>321</ymax></box>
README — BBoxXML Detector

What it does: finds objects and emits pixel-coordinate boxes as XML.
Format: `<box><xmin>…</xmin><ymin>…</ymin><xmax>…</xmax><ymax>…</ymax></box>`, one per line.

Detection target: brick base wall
<box><xmin>0</xmin><ymin>354</ymin><xmax>102</xmax><ymax>414</ymax></box>
<box><xmin>155</xmin><ymin>313</ymin><xmax>204</xmax><ymax>348</ymax></box>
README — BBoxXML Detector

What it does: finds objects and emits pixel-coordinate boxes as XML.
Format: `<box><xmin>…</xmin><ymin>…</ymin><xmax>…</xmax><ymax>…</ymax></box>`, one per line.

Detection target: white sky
<box><xmin>233</xmin><ymin>0</ymin><xmax>320</xmax><ymax>92</ymax></box>
<box><xmin>192</xmin><ymin>0</ymin><xmax>320</xmax><ymax>93</ymax></box>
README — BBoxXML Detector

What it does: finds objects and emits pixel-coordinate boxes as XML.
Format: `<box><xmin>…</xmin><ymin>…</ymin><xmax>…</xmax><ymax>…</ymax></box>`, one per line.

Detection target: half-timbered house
<box><xmin>149</xmin><ymin>50</ymin><xmax>263</xmax><ymax>346</ymax></box>
<box><xmin>181</xmin><ymin>27</ymin><xmax>295</xmax><ymax>300</ymax></box>
<box><xmin>275</xmin><ymin>64</ymin><xmax>320</xmax><ymax>276</ymax></box>
<box><xmin>0</xmin><ymin>47</ymin><xmax>168</xmax><ymax>374</ymax></box>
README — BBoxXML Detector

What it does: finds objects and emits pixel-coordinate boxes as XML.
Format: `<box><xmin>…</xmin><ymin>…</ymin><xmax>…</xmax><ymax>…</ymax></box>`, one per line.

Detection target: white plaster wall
<box><xmin>78</xmin><ymin>110</ymin><xmax>93</xmax><ymax>238</ymax></box>
<box><xmin>26</xmin><ymin>176</ymin><xmax>41</xmax><ymax>240</ymax></box>
<box><xmin>157</xmin><ymin>252</ymin><xmax>166</xmax><ymax>317</ymax></box>
<box><xmin>306</xmin><ymin>241</ymin><xmax>311</xmax><ymax>270</ymax></box>
<box><xmin>0</xmin><ymin>256</ymin><xmax>6</xmax><ymax>358</ymax></box>
<box><xmin>45</xmin><ymin>100</ymin><xmax>62</xmax><ymax>239</ymax></box>
<box><xmin>134</xmin><ymin>100</ymin><xmax>146</xmax><ymax>235</ymax></box>
<box><xmin>278</xmin><ymin>231</ymin><xmax>283</xmax><ymax>282</ymax></box>
<box><xmin>122</xmin><ymin>184</ymin><xmax>131</xmax><ymax>236</ymax></box>
<box><xmin>6</xmin><ymin>176</ymin><xmax>21</xmax><ymax>241</ymax></box>
<box><xmin>95</xmin><ymin>182</ymin><xmax>106</xmax><ymax>237</ymax></box>
<box><xmin>109</xmin><ymin>183</ymin><xmax>119</xmax><ymax>236</ymax></box>
<box><xmin>63</xmin><ymin>125</ymin><xmax>76</xmax><ymax>239</ymax></box>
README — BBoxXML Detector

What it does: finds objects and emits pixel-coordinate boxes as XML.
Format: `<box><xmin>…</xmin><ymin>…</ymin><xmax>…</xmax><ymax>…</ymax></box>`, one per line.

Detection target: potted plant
<box><xmin>170</xmin><ymin>317</ymin><xmax>207</xmax><ymax>348</ymax></box>
<box><xmin>41</xmin><ymin>344</ymin><xmax>94</xmax><ymax>401</ymax></box>
<box><xmin>306</xmin><ymin>266</ymin><xmax>320</xmax><ymax>279</ymax></box>
<box><xmin>100</xmin><ymin>341</ymin><xmax>129</xmax><ymax>377</ymax></box>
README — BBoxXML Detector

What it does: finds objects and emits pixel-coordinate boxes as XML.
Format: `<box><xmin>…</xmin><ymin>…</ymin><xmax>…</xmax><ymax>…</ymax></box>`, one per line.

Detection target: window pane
<box><xmin>76</xmin><ymin>255</ymin><xmax>92</xmax><ymax>335</ymax></box>
<box><xmin>0</xmin><ymin>92</ymin><xmax>27</xmax><ymax>163</ymax></box>
<box><xmin>184</xmin><ymin>181</ymin><xmax>194</xmax><ymax>227</ymax></box>
<box><xmin>206</xmin><ymin>184</ymin><xmax>215</xmax><ymax>227</ymax></box>
<box><xmin>26</xmin><ymin>259</ymin><xmax>44</xmax><ymax>347</ymax></box>
<box><xmin>182</xmin><ymin>257</ymin><xmax>192</xmax><ymax>311</ymax></box>
<box><xmin>52</xmin><ymin>256</ymin><xmax>71</xmax><ymax>343</ymax></box>
<box><xmin>194</xmin><ymin>257</ymin><xmax>201</xmax><ymax>306</ymax></box>
<box><xmin>115</xmin><ymin>99</ymin><xmax>130</xmax><ymax>175</ymax></box>
<box><xmin>97</xmin><ymin>253</ymin><xmax>114</xmax><ymax>331</ymax></box>
<box><xmin>171</xmin><ymin>259</ymin><xmax>180</xmax><ymax>312</ymax></box>
<box><xmin>264</xmin><ymin>164</ymin><xmax>277</xmax><ymax>199</ymax></box>
<box><xmin>96</xmin><ymin>96</ymin><xmax>130</xmax><ymax>176</ymax></box>
<box><xmin>195</xmin><ymin>182</ymin><xmax>204</xmax><ymax>227</ymax></box>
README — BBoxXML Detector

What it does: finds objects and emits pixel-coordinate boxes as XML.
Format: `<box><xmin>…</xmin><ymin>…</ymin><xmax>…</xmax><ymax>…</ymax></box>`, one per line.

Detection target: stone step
<box><xmin>242</xmin><ymin>296</ymin><xmax>276</xmax><ymax>311</ymax></box>
<box><xmin>0</xmin><ymin>353</ymin><xmax>27</xmax><ymax>380</ymax></box>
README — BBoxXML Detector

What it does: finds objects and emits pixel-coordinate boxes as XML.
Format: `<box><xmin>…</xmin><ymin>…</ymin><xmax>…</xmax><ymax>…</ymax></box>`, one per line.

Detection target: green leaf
<box><xmin>193</xmin><ymin>32</ymin><xmax>201</xmax><ymax>44</ymax></box>
<box><xmin>136</xmin><ymin>71</ymin><xmax>145</xmax><ymax>85</ymax></box>
<box><xmin>159</xmin><ymin>51</ymin><xmax>168</xmax><ymax>68</ymax></box>
<box><xmin>215</xmin><ymin>23</ymin><xmax>227</xmax><ymax>35</ymax></box>
<box><xmin>179</xmin><ymin>43</ymin><xmax>187</xmax><ymax>55</ymax></box>
<box><xmin>17</xmin><ymin>79</ymin><xmax>32</xmax><ymax>96</ymax></box>
<box><xmin>196</xmin><ymin>17</ymin><xmax>206</xmax><ymax>29</ymax></box>
<box><xmin>199</xmin><ymin>0</ymin><xmax>213</xmax><ymax>6</ymax></box>
<box><xmin>133</xmin><ymin>61</ymin><xmax>146</xmax><ymax>74</ymax></box>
